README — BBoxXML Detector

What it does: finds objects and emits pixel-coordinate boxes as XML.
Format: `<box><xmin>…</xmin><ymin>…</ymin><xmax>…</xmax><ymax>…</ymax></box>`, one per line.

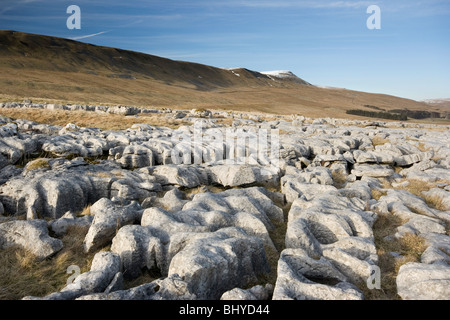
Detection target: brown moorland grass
<box><xmin>0</xmin><ymin>225</ymin><xmax>94</xmax><ymax>300</ymax></box>
<box><xmin>0</xmin><ymin>108</ymin><xmax>195</xmax><ymax>131</ymax></box>
<box><xmin>1</xmin><ymin>31</ymin><xmax>448</xmax><ymax>123</ymax></box>
<box><xmin>365</xmin><ymin>212</ymin><xmax>428</xmax><ymax>300</ymax></box>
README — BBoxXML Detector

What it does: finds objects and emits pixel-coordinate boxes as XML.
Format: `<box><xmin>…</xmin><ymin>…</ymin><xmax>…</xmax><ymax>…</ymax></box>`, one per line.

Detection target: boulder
<box><xmin>281</xmin><ymin>177</ymin><xmax>339</xmax><ymax>203</ymax></box>
<box><xmin>83</xmin><ymin>198</ymin><xmax>143</xmax><ymax>253</ymax></box>
<box><xmin>351</xmin><ymin>164</ymin><xmax>394</xmax><ymax>178</ymax></box>
<box><xmin>0</xmin><ymin>219</ymin><xmax>63</xmax><ymax>260</ymax></box>
<box><xmin>42</xmin><ymin>134</ymin><xmax>107</xmax><ymax>158</ymax></box>
<box><xmin>116</xmin><ymin>144</ymin><xmax>155</xmax><ymax>169</ymax></box>
<box><xmin>152</xmin><ymin>188</ymin><xmax>188</xmax><ymax>212</ymax></box>
<box><xmin>168</xmin><ymin>227</ymin><xmax>270</xmax><ymax>299</ymax></box>
<box><xmin>152</xmin><ymin>165</ymin><xmax>208</xmax><ymax>188</ymax></box>
<box><xmin>70</xmin><ymin>251</ymin><xmax>121</xmax><ymax>294</ymax></box>
<box><xmin>421</xmin><ymin>246</ymin><xmax>450</xmax><ymax>266</ymax></box>
<box><xmin>272</xmin><ymin>249</ymin><xmax>363</xmax><ymax>300</ymax></box>
<box><xmin>0</xmin><ymin>162</ymin><xmax>23</xmax><ymax>184</ymax></box>
<box><xmin>395</xmin><ymin>151</ymin><xmax>434</xmax><ymax>167</ymax></box>
<box><xmin>395</xmin><ymin>215</ymin><xmax>446</xmax><ymax>238</ymax></box>
<box><xmin>49</xmin><ymin>211</ymin><xmax>93</xmax><ymax>236</ymax></box>
<box><xmin>353</xmin><ymin>150</ymin><xmax>395</xmax><ymax>164</ymax></box>
<box><xmin>397</xmin><ymin>262</ymin><xmax>450</xmax><ymax>300</ymax></box>
<box><xmin>209</xmin><ymin>164</ymin><xmax>280</xmax><ymax>187</ymax></box>
<box><xmin>220</xmin><ymin>284</ymin><xmax>274</xmax><ymax>300</ymax></box>
<box><xmin>110</xmin><ymin>224</ymin><xmax>165</xmax><ymax>279</ymax></box>
<box><xmin>339</xmin><ymin>180</ymin><xmax>372</xmax><ymax>201</ymax></box>
<box><xmin>322</xmin><ymin>247</ymin><xmax>374</xmax><ymax>284</ymax></box>
<box><xmin>406</xmin><ymin>167</ymin><xmax>450</xmax><ymax>183</ymax></box>
<box><xmin>385</xmin><ymin>189</ymin><xmax>450</xmax><ymax>223</ymax></box>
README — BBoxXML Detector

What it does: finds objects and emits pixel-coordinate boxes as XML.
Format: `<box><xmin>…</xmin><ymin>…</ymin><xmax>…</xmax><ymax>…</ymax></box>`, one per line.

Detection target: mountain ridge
<box><xmin>0</xmin><ymin>30</ymin><xmax>444</xmax><ymax>120</ymax></box>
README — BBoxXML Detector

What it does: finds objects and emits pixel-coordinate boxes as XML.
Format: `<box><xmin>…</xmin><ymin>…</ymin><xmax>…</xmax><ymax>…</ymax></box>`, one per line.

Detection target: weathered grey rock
<box><xmin>42</xmin><ymin>134</ymin><xmax>107</xmax><ymax>158</ymax></box>
<box><xmin>353</xmin><ymin>150</ymin><xmax>395</xmax><ymax>164</ymax></box>
<box><xmin>0</xmin><ymin>136</ymin><xmax>36</xmax><ymax>165</ymax></box>
<box><xmin>219</xmin><ymin>187</ymin><xmax>285</xmax><ymax>223</ymax></box>
<box><xmin>220</xmin><ymin>284</ymin><xmax>274</xmax><ymax>300</ymax></box>
<box><xmin>110</xmin><ymin>224</ymin><xmax>165</xmax><ymax>279</ymax></box>
<box><xmin>0</xmin><ymin>122</ymin><xmax>18</xmax><ymax>137</ymax></box>
<box><xmin>423</xmin><ymin>233</ymin><xmax>450</xmax><ymax>258</ymax></box>
<box><xmin>281</xmin><ymin>177</ymin><xmax>339</xmax><ymax>203</ymax></box>
<box><xmin>406</xmin><ymin>167</ymin><xmax>450</xmax><ymax>183</ymax></box>
<box><xmin>322</xmin><ymin>247</ymin><xmax>374</xmax><ymax>284</ymax></box>
<box><xmin>289</xmin><ymin>194</ymin><xmax>375</xmax><ymax>233</ymax></box>
<box><xmin>76</xmin><ymin>283</ymin><xmax>159</xmax><ymax>300</ymax></box>
<box><xmin>83</xmin><ymin>198</ymin><xmax>143</xmax><ymax>253</ymax></box>
<box><xmin>303</xmin><ymin>139</ymin><xmax>340</xmax><ymax>157</ymax></box>
<box><xmin>107</xmin><ymin>105</ymin><xmax>139</xmax><ymax>116</ymax></box>
<box><xmin>395</xmin><ymin>215</ymin><xmax>446</xmax><ymax>238</ymax></box>
<box><xmin>173</xmin><ymin>111</ymin><xmax>187</xmax><ymax>119</ymax></box>
<box><xmin>285</xmin><ymin>217</ymin><xmax>323</xmax><ymax>259</ymax></box>
<box><xmin>179</xmin><ymin>186</ymin><xmax>283</xmax><ymax>233</ymax></box>
<box><xmin>0</xmin><ymin>154</ymin><xmax>8</xmax><ymax>170</ymax></box>
<box><xmin>0</xmin><ymin>164</ymin><xmax>21</xmax><ymax>185</ymax></box>
<box><xmin>272</xmin><ymin>249</ymin><xmax>363</xmax><ymax>300</ymax></box>
<box><xmin>209</xmin><ymin>164</ymin><xmax>279</xmax><ymax>187</ymax></box>
<box><xmin>339</xmin><ymin>180</ymin><xmax>372</xmax><ymax>201</ymax></box>
<box><xmin>30</xmin><ymin>251</ymin><xmax>122</xmax><ymax>300</ymax></box>
<box><xmin>71</xmin><ymin>251</ymin><xmax>121</xmax><ymax>294</ymax></box>
<box><xmin>395</xmin><ymin>151</ymin><xmax>434</xmax><ymax>167</ymax></box>
<box><xmin>191</xmin><ymin>108</ymin><xmax>212</xmax><ymax>118</ymax></box>
<box><xmin>0</xmin><ymin>219</ymin><xmax>63</xmax><ymax>260</ymax></box>
<box><xmin>322</xmin><ymin>236</ymin><xmax>378</xmax><ymax>265</ymax></box>
<box><xmin>421</xmin><ymin>246</ymin><xmax>450</xmax><ymax>266</ymax></box>
<box><xmin>152</xmin><ymin>164</ymin><xmax>208</xmax><ymax>188</ymax></box>
<box><xmin>0</xmin><ymin>164</ymin><xmax>98</xmax><ymax>218</ymax></box>
<box><xmin>152</xmin><ymin>188</ymin><xmax>188</xmax><ymax>212</ymax></box>
<box><xmin>150</xmin><ymin>274</ymin><xmax>197</xmax><ymax>300</ymax></box>
<box><xmin>142</xmin><ymin>203</ymin><xmax>275</xmax><ymax>252</ymax></box>
<box><xmin>352</xmin><ymin>164</ymin><xmax>394</xmax><ymax>178</ymax></box>
<box><xmin>0</xmin><ymin>160</ymin><xmax>159</xmax><ymax>219</ymax></box>
<box><xmin>399</xmin><ymin>159</ymin><xmax>437</xmax><ymax>177</ymax></box>
<box><xmin>104</xmin><ymin>272</ymin><xmax>124</xmax><ymax>293</ymax></box>
<box><xmin>116</xmin><ymin>144</ymin><xmax>155</xmax><ymax>169</ymax></box>
<box><xmin>284</xmin><ymin>166</ymin><xmax>333</xmax><ymax>185</ymax></box>
<box><xmin>168</xmin><ymin>227</ymin><xmax>270</xmax><ymax>299</ymax></box>
<box><xmin>49</xmin><ymin>211</ymin><xmax>93</xmax><ymax>236</ymax></box>
<box><xmin>141</xmin><ymin>207</ymin><xmax>214</xmax><ymax>242</ymax></box>
<box><xmin>397</xmin><ymin>262</ymin><xmax>450</xmax><ymax>300</ymax></box>
<box><xmin>383</xmin><ymin>189</ymin><xmax>450</xmax><ymax>223</ymax></box>
<box><xmin>76</xmin><ymin>274</ymin><xmax>195</xmax><ymax>300</ymax></box>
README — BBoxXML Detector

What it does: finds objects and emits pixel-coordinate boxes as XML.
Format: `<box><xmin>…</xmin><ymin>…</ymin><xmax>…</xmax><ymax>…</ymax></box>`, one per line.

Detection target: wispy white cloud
<box><xmin>70</xmin><ymin>30</ymin><xmax>110</xmax><ymax>40</ymax></box>
<box><xmin>215</xmin><ymin>0</ymin><xmax>373</xmax><ymax>9</ymax></box>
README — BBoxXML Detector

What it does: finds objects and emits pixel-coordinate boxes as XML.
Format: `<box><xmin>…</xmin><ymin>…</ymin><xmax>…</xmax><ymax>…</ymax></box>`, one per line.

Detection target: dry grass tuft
<box><xmin>0</xmin><ymin>225</ymin><xmax>93</xmax><ymax>300</ymax></box>
<box><xmin>366</xmin><ymin>212</ymin><xmax>428</xmax><ymax>300</ymax></box>
<box><xmin>25</xmin><ymin>158</ymin><xmax>50</xmax><ymax>171</ymax></box>
<box><xmin>372</xmin><ymin>136</ymin><xmax>390</xmax><ymax>146</ymax></box>
<box><xmin>78</xmin><ymin>205</ymin><xmax>92</xmax><ymax>217</ymax></box>
<box><xmin>331</xmin><ymin>170</ymin><xmax>348</xmax><ymax>189</ymax></box>
<box><xmin>371</xmin><ymin>178</ymin><xmax>392</xmax><ymax>200</ymax></box>
<box><xmin>422</xmin><ymin>193</ymin><xmax>447</xmax><ymax>211</ymax></box>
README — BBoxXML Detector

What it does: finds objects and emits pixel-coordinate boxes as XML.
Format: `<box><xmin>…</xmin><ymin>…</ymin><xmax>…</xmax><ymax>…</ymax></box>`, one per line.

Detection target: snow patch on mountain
<box><xmin>260</xmin><ymin>70</ymin><xmax>297</xmax><ymax>78</ymax></box>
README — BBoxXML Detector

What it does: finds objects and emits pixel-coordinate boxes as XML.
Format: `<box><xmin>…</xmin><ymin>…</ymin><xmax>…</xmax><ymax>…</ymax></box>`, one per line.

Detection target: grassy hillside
<box><xmin>0</xmin><ymin>30</ymin><xmax>444</xmax><ymax>120</ymax></box>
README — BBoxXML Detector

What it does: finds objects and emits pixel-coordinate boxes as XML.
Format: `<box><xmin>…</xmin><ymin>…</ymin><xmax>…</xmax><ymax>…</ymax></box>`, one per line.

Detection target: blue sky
<box><xmin>1</xmin><ymin>0</ymin><xmax>449</xmax><ymax>101</ymax></box>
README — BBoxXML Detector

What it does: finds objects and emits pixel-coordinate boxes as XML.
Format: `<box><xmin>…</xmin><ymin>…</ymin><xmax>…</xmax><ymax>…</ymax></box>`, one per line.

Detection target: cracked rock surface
<box><xmin>1</xmin><ymin>105</ymin><xmax>449</xmax><ymax>300</ymax></box>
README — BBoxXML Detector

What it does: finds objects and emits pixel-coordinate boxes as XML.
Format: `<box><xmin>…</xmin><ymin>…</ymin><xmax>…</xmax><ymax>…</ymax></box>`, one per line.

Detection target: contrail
<box><xmin>70</xmin><ymin>30</ymin><xmax>110</xmax><ymax>40</ymax></box>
